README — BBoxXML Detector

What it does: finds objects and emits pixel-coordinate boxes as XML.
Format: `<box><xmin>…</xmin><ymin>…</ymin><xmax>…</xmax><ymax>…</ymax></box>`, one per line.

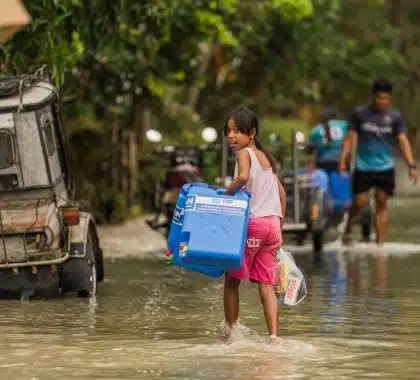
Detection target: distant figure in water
<box><xmin>222</xmin><ymin>107</ymin><xmax>287</xmax><ymax>341</ymax></box>
<box><xmin>308</xmin><ymin>107</ymin><xmax>348</xmax><ymax>175</ymax></box>
<box><xmin>338</xmin><ymin>78</ymin><xmax>418</xmax><ymax>246</ymax></box>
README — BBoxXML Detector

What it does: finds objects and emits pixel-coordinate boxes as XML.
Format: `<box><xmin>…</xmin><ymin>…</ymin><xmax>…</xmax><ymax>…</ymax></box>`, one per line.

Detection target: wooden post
<box><xmin>127</xmin><ymin>130</ymin><xmax>138</xmax><ymax>207</ymax></box>
<box><xmin>110</xmin><ymin>117</ymin><xmax>119</xmax><ymax>192</ymax></box>
<box><xmin>120</xmin><ymin>130</ymin><xmax>129</xmax><ymax>207</ymax></box>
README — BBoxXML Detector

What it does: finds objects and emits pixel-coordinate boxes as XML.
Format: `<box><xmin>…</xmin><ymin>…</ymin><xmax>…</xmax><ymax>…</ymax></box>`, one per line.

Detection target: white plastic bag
<box><xmin>275</xmin><ymin>248</ymin><xmax>307</xmax><ymax>306</ymax></box>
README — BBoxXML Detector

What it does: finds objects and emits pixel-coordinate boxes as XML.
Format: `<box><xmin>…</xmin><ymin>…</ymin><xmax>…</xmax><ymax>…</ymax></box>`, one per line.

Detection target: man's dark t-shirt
<box><xmin>348</xmin><ymin>106</ymin><xmax>407</xmax><ymax>172</ymax></box>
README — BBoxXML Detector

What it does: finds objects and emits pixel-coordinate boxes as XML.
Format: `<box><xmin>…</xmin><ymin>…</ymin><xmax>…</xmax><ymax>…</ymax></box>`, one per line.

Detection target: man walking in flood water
<box><xmin>338</xmin><ymin>78</ymin><xmax>418</xmax><ymax>246</ymax></box>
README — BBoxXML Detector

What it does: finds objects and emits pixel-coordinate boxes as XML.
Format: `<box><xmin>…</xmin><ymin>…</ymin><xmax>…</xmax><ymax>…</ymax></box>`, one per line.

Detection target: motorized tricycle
<box><xmin>279</xmin><ymin>129</ymin><xmax>372</xmax><ymax>259</ymax></box>
<box><xmin>146</xmin><ymin>146</ymin><xmax>204</xmax><ymax>237</ymax></box>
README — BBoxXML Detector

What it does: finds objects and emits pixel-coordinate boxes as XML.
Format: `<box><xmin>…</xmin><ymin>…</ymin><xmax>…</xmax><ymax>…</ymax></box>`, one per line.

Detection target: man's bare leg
<box><xmin>342</xmin><ymin>192</ymin><xmax>369</xmax><ymax>245</ymax></box>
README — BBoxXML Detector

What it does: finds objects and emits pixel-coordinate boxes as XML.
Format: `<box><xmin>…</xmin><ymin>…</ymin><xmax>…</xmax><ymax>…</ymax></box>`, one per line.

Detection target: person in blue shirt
<box><xmin>338</xmin><ymin>78</ymin><xmax>418</xmax><ymax>246</ymax></box>
<box><xmin>308</xmin><ymin>107</ymin><xmax>348</xmax><ymax>175</ymax></box>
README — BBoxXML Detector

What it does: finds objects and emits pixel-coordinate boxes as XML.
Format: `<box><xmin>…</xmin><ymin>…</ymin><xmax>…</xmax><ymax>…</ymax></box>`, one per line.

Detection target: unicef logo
<box><xmin>172</xmin><ymin>206</ymin><xmax>184</xmax><ymax>225</ymax></box>
<box><xmin>185</xmin><ymin>195</ymin><xmax>196</xmax><ymax>210</ymax></box>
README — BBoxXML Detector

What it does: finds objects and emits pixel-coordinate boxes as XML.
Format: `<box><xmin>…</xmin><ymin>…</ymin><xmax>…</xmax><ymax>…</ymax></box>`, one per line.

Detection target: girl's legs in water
<box><xmin>258</xmin><ymin>283</ymin><xmax>279</xmax><ymax>336</ymax></box>
<box><xmin>225</xmin><ymin>272</ymin><xmax>278</xmax><ymax>337</ymax></box>
<box><xmin>224</xmin><ymin>272</ymin><xmax>241</xmax><ymax>327</ymax></box>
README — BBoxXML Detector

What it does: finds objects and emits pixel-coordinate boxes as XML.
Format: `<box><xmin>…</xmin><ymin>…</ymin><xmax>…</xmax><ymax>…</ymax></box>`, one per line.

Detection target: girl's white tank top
<box><xmin>234</xmin><ymin>147</ymin><xmax>282</xmax><ymax>219</ymax></box>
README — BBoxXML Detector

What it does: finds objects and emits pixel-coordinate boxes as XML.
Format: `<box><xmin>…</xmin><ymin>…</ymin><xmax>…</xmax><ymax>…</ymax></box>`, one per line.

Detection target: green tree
<box><xmin>5</xmin><ymin>0</ymin><xmax>419</xmax><ymax>220</ymax></box>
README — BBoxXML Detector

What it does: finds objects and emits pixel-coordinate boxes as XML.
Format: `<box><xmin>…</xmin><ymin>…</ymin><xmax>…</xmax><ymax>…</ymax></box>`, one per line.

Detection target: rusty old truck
<box><xmin>0</xmin><ymin>68</ymin><xmax>104</xmax><ymax>298</ymax></box>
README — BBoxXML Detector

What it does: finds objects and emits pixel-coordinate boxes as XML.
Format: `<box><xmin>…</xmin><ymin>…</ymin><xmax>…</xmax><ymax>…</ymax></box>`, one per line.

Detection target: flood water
<box><xmin>1</xmin><ymin>198</ymin><xmax>420</xmax><ymax>379</ymax></box>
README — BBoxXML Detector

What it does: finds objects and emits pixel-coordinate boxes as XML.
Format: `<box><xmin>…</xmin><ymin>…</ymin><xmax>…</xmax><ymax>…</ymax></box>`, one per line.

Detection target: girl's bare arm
<box><xmin>277</xmin><ymin>177</ymin><xmax>287</xmax><ymax>218</ymax></box>
<box><xmin>224</xmin><ymin>149</ymin><xmax>251</xmax><ymax>195</ymax></box>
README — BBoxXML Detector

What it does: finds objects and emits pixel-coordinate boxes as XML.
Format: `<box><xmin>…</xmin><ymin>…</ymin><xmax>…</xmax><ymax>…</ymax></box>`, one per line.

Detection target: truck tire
<box><xmin>77</xmin><ymin>229</ymin><xmax>98</xmax><ymax>298</ymax></box>
<box><xmin>60</xmin><ymin>229</ymin><xmax>98</xmax><ymax>298</ymax></box>
<box><xmin>313</xmin><ymin>230</ymin><xmax>324</xmax><ymax>262</ymax></box>
<box><xmin>95</xmin><ymin>247</ymin><xmax>104</xmax><ymax>283</ymax></box>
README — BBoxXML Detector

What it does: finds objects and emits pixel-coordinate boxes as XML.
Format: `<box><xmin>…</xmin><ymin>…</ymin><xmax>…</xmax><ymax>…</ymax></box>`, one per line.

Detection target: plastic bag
<box><xmin>275</xmin><ymin>248</ymin><xmax>307</xmax><ymax>306</ymax></box>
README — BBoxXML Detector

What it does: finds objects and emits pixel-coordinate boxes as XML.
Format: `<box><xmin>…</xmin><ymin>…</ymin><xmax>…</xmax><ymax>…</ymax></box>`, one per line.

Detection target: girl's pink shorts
<box><xmin>227</xmin><ymin>216</ymin><xmax>282</xmax><ymax>285</ymax></box>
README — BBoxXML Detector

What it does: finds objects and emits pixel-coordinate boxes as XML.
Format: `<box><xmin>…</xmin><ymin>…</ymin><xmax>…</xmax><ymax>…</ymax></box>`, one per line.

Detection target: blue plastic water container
<box><xmin>311</xmin><ymin>169</ymin><xmax>330</xmax><ymax>209</ymax></box>
<box><xmin>179</xmin><ymin>187</ymin><xmax>250</xmax><ymax>271</ymax></box>
<box><xmin>167</xmin><ymin>182</ymin><xmax>225</xmax><ymax>278</ymax></box>
<box><xmin>330</xmin><ymin>171</ymin><xmax>351</xmax><ymax>212</ymax></box>
<box><xmin>167</xmin><ymin>182</ymin><xmax>208</xmax><ymax>265</ymax></box>
<box><xmin>311</xmin><ymin>169</ymin><xmax>330</xmax><ymax>194</ymax></box>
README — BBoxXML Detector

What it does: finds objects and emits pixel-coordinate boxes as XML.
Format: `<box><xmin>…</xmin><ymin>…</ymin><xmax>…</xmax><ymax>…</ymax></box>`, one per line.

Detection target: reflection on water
<box><xmin>1</xmin><ymin>197</ymin><xmax>420</xmax><ymax>379</ymax></box>
<box><xmin>0</xmin><ymin>251</ymin><xmax>419</xmax><ymax>380</ymax></box>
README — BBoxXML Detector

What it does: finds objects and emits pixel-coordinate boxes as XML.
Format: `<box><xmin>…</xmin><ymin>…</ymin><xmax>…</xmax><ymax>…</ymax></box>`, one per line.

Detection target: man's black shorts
<box><xmin>352</xmin><ymin>168</ymin><xmax>395</xmax><ymax>196</ymax></box>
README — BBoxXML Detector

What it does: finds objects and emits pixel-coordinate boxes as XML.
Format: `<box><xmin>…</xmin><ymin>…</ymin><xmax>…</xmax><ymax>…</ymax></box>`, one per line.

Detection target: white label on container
<box><xmin>185</xmin><ymin>195</ymin><xmax>247</xmax><ymax>216</ymax></box>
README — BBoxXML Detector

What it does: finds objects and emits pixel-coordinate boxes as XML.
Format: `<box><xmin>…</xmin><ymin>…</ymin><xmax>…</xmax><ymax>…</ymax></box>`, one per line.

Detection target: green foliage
<box><xmin>260</xmin><ymin>118</ymin><xmax>307</xmax><ymax>146</ymax></box>
<box><xmin>290</xmin><ymin>0</ymin><xmax>404</xmax><ymax>110</ymax></box>
<box><xmin>260</xmin><ymin>117</ymin><xmax>306</xmax><ymax>165</ymax></box>
<box><xmin>99</xmin><ymin>188</ymin><xmax>128</xmax><ymax>224</ymax></box>
<box><xmin>3</xmin><ymin>0</ymin><xmax>420</xmax><ymax>222</ymax></box>
<box><xmin>1</xmin><ymin>0</ymin><xmax>84</xmax><ymax>87</ymax></box>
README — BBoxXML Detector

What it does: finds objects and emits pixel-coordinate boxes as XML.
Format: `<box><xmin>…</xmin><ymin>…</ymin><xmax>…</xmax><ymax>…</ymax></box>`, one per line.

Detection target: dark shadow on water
<box><xmin>0</xmin><ymin>287</ymin><xmax>67</xmax><ymax>300</ymax></box>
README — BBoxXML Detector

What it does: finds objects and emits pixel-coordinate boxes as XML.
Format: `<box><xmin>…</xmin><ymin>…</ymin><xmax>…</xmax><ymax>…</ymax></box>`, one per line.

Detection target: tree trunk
<box><xmin>187</xmin><ymin>41</ymin><xmax>213</xmax><ymax>110</ymax></box>
<box><xmin>110</xmin><ymin>117</ymin><xmax>119</xmax><ymax>192</ymax></box>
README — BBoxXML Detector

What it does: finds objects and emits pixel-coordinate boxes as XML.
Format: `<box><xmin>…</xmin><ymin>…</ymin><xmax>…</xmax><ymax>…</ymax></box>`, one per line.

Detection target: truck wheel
<box><xmin>313</xmin><ymin>230</ymin><xmax>324</xmax><ymax>262</ymax></box>
<box><xmin>77</xmin><ymin>257</ymin><xmax>97</xmax><ymax>298</ymax></box>
<box><xmin>296</xmin><ymin>232</ymin><xmax>306</xmax><ymax>246</ymax></box>
<box><xmin>89</xmin><ymin>224</ymin><xmax>104</xmax><ymax>283</ymax></box>
<box><xmin>77</xmin><ymin>230</ymin><xmax>98</xmax><ymax>298</ymax></box>
<box><xmin>96</xmin><ymin>247</ymin><xmax>104</xmax><ymax>283</ymax></box>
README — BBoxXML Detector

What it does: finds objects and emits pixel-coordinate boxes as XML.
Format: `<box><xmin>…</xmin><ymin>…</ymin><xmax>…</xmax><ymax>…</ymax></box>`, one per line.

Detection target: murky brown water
<box><xmin>0</xmin><ymin>198</ymin><xmax>420</xmax><ymax>380</ymax></box>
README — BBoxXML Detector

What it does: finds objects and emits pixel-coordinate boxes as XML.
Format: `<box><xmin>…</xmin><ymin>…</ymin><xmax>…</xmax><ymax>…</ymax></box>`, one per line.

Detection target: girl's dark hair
<box><xmin>320</xmin><ymin>107</ymin><xmax>338</xmax><ymax>144</ymax></box>
<box><xmin>224</xmin><ymin>107</ymin><xmax>277</xmax><ymax>173</ymax></box>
